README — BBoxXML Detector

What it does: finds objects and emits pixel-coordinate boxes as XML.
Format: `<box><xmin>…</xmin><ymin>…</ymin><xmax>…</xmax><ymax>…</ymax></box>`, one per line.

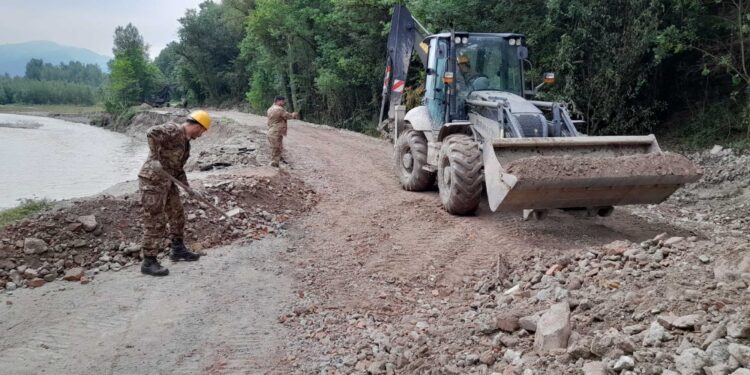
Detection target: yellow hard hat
<box><xmin>457</xmin><ymin>54</ymin><xmax>470</xmax><ymax>65</ymax></box>
<box><xmin>189</xmin><ymin>110</ymin><xmax>212</xmax><ymax>129</ymax></box>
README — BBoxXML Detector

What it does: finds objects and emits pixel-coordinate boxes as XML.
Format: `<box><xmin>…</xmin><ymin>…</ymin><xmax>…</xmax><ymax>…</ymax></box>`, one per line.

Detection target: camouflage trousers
<box><xmin>267</xmin><ymin>131</ymin><xmax>284</xmax><ymax>165</ymax></box>
<box><xmin>139</xmin><ymin>177</ymin><xmax>185</xmax><ymax>257</ymax></box>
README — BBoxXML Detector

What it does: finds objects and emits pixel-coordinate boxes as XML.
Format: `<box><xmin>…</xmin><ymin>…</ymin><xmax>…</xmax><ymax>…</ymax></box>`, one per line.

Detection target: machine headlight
<box><xmin>461</xmin><ymin>37</ymin><xmax>469</xmax><ymax>44</ymax></box>
<box><xmin>454</xmin><ymin>36</ymin><xmax>462</xmax><ymax>44</ymax></box>
<box><xmin>509</xmin><ymin>39</ymin><xmax>516</xmax><ymax>46</ymax></box>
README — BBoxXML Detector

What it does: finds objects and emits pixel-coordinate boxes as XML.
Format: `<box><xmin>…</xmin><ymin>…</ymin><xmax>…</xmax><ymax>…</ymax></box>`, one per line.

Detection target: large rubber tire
<box><xmin>437</xmin><ymin>134</ymin><xmax>483</xmax><ymax>215</ymax></box>
<box><xmin>394</xmin><ymin>130</ymin><xmax>435</xmax><ymax>191</ymax></box>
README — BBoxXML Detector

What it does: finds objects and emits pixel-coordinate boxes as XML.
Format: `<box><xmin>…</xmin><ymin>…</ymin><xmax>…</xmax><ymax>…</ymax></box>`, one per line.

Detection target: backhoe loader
<box><xmin>379</xmin><ymin>5</ymin><xmax>700</xmax><ymax>219</ymax></box>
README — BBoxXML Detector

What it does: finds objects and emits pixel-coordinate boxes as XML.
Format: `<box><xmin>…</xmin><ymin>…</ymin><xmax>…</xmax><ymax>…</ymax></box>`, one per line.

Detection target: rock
<box><xmin>673</xmin><ymin>314</ymin><xmax>702</xmax><ymax>330</ymax></box>
<box><xmin>657</xmin><ymin>314</ymin><xmax>678</xmax><ymax>329</ymax></box>
<box><xmin>703</xmin><ymin>365</ymin><xmax>735</xmax><ymax>375</ymax></box>
<box><xmin>226</xmin><ymin>207</ymin><xmax>244</xmax><ymax>217</ymax></box>
<box><xmin>534</xmin><ymin>302</ymin><xmax>571</xmax><ymax>352</ymax></box>
<box><xmin>496</xmin><ymin>315</ymin><xmax>520</xmax><ymax>332</ymax></box>
<box><xmin>503</xmin><ymin>349</ymin><xmax>522</xmax><ymax>366</ymax></box>
<box><xmin>63</xmin><ymin>267</ymin><xmax>84</xmax><ymax>281</ymax></box>
<box><xmin>27</xmin><ymin>278</ymin><xmax>46</xmax><ymax>288</ymax></box>
<box><xmin>728</xmin><ymin>320</ymin><xmax>750</xmax><ymax>339</ymax></box>
<box><xmin>676</xmin><ymin>348</ymin><xmax>709</xmax><ymax>375</ymax></box>
<box><xmin>367</xmin><ymin>360</ymin><xmax>385</xmax><ymax>375</ymax></box>
<box><xmin>0</xmin><ymin>259</ymin><xmax>16</xmax><ymax>271</ymax></box>
<box><xmin>567</xmin><ymin>275</ymin><xmax>583</xmax><ymax>290</ymax></box>
<box><xmin>77</xmin><ymin>215</ymin><xmax>98</xmax><ymax>232</ymax></box>
<box><xmin>23</xmin><ymin>238</ymin><xmax>48</xmax><ymax>254</ymax></box>
<box><xmin>80</xmin><ymin>276</ymin><xmax>91</xmax><ymax>285</ymax></box>
<box><xmin>567</xmin><ymin>332</ymin><xmax>593</xmax><ymax>359</ymax></box>
<box><xmin>703</xmin><ymin>322</ymin><xmax>728</xmax><ymax>349</ymax></box>
<box><xmin>623</xmin><ymin>324</ymin><xmax>646</xmax><ymax>335</ymax></box>
<box><xmin>663</xmin><ymin>237</ymin><xmax>684</xmax><ymax>247</ymax></box>
<box><xmin>729</xmin><ymin>344</ymin><xmax>750</xmax><ymax>367</ymax></box>
<box><xmin>43</xmin><ymin>273</ymin><xmax>55</xmax><ymax>282</ymax></box>
<box><xmin>110</xmin><ymin>263</ymin><xmax>122</xmax><ymax>272</ymax></box>
<box><xmin>520</xmin><ymin>312</ymin><xmax>542</xmax><ymax>332</ymax></box>
<box><xmin>706</xmin><ymin>339</ymin><xmax>732</xmax><ymax>366</ymax></box>
<box><xmin>710</xmin><ymin>145</ymin><xmax>724</xmax><ymax>155</ymax></box>
<box><xmin>479</xmin><ymin>350</ymin><xmax>496</xmax><ymax>365</ymax></box>
<box><xmin>23</xmin><ymin>268</ymin><xmax>38</xmax><ymax>278</ymax></box>
<box><xmin>643</xmin><ymin>321</ymin><xmax>667</xmax><ymax>347</ymax></box>
<box><xmin>730</xmin><ymin>369</ymin><xmax>750</xmax><ymax>375</ymax></box>
<box><xmin>614</xmin><ymin>356</ymin><xmax>635</xmax><ymax>371</ymax></box>
<box><xmin>5</xmin><ymin>282</ymin><xmax>17</xmax><ymax>291</ymax></box>
<box><xmin>603</xmin><ymin>240</ymin><xmax>632</xmax><ymax>255</ymax></box>
<box><xmin>582</xmin><ymin>361</ymin><xmax>610</xmax><ymax>375</ymax></box>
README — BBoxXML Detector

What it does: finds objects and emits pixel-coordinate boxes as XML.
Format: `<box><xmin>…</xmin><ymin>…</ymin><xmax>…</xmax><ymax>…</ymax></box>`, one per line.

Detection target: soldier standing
<box><xmin>137</xmin><ymin>110</ymin><xmax>212</xmax><ymax>276</ymax></box>
<box><xmin>266</xmin><ymin>96</ymin><xmax>298</xmax><ymax>167</ymax></box>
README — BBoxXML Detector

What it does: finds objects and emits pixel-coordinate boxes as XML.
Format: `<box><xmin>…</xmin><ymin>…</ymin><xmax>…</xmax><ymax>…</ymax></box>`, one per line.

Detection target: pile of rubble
<box><xmin>0</xmin><ymin>172</ymin><xmax>316</xmax><ymax>291</ymax></box>
<box><xmin>282</xmin><ymin>231</ymin><xmax>749</xmax><ymax>375</ymax></box>
<box><xmin>635</xmin><ymin>146</ymin><xmax>750</xmax><ymax>234</ymax></box>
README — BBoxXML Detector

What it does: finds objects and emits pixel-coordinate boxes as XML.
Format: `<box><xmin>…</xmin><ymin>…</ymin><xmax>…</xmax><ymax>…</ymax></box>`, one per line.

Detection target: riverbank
<box><xmin>0</xmin><ymin>104</ymin><xmax>106</xmax><ymax>125</ymax></box>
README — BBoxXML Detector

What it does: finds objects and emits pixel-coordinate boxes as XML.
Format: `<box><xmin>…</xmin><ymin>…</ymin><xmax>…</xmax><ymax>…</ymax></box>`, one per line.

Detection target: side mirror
<box><xmin>517</xmin><ymin>46</ymin><xmax>529</xmax><ymax>60</ymax></box>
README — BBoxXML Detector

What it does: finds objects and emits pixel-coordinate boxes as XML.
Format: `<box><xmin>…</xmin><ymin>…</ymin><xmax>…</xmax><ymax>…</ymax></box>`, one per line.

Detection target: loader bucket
<box><xmin>482</xmin><ymin>135</ymin><xmax>701</xmax><ymax>212</ymax></box>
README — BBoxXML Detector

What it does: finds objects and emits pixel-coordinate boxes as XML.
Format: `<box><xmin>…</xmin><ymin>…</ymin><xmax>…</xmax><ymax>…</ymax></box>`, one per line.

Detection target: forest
<box><xmin>0</xmin><ymin>60</ymin><xmax>104</xmax><ymax>105</ymax></box>
<box><xmin>104</xmin><ymin>1</ymin><xmax>750</xmax><ymax>147</ymax></box>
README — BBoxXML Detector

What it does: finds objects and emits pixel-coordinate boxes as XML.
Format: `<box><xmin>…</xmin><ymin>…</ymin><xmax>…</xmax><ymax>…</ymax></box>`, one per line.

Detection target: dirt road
<box><xmin>1</xmin><ymin>110</ymin><xmax>746</xmax><ymax>374</ymax></box>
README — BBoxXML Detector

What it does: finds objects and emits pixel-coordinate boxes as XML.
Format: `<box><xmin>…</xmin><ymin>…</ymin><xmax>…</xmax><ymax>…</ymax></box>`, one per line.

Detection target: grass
<box><xmin>0</xmin><ymin>104</ymin><xmax>105</xmax><ymax>115</ymax></box>
<box><xmin>0</xmin><ymin>199</ymin><xmax>53</xmax><ymax>228</ymax></box>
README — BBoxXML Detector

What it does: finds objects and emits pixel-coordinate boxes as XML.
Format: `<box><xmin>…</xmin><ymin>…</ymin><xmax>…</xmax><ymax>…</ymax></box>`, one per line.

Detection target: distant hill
<box><xmin>0</xmin><ymin>41</ymin><xmax>110</xmax><ymax>77</ymax></box>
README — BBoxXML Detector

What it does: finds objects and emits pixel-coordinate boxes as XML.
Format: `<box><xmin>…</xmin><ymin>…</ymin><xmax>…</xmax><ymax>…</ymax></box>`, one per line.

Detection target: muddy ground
<box><xmin>1</xmin><ymin>109</ymin><xmax>748</xmax><ymax>375</ymax></box>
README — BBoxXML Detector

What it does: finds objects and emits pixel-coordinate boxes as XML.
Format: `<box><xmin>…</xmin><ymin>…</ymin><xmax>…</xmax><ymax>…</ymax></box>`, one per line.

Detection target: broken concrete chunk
<box><xmin>534</xmin><ymin>302</ymin><xmax>571</xmax><ymax>352</ymax></box>
<box><xmin>675</xmin><ymin>348</ymin><xmax>709</xmax><ymax>375</ymax></box>
<box><xmin>23</xmin><ymin>238</ymin><xmax>48</xmax><ymax>255</ymax></box>
<box><xmin>76</xmin><ymin>215</ymin><xmax>98</xmax><ymax>232</ymax></box>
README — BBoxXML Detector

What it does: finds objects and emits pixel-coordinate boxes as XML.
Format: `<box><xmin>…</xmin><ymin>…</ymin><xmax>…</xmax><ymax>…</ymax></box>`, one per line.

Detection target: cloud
<box><xmin>0</xmin><ymin>0</ymin><xmax>205</xmax><ymax>57</ymax></box>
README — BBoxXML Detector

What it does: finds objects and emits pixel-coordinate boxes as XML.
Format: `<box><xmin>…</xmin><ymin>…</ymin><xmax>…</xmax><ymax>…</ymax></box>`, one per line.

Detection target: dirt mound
<box><xmin>634</xmin><ymin>147</ymin><xmax>750</xmax><ymax>233</ymax></box>
<box><xmin>128</xmin><ymin>109</ymin><xmax>272</xmax><ymax>171</ymax></box>
<box><xmin>0</xmin><ymin>171</ymin><xmax>317</xmax><ymax>289</ymax></box>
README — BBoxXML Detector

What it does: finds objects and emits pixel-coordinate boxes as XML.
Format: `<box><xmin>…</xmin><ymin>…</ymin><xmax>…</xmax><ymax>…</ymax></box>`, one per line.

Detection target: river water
<box><xmin>0</xmin><ymin>114</ymin><xmax>148</xmax><ymax>209</ymax></box>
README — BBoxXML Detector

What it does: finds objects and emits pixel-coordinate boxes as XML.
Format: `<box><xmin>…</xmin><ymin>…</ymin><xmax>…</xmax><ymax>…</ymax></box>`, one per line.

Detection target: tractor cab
<box><xmin>424</xmin><ymin>33</ymin><xmax>527</xmax><ymax>128</ymax></box>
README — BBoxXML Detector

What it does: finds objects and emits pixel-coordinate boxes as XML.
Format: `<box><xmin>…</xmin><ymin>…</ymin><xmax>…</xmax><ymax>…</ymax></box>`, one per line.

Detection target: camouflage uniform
<box><xmin>266</xmin><ymin>104</ymin><xmax>297</xmax><ymax>165</ymax></box>
<box><xmin>138</xmin><ymin>123</ymin><xmax>190</xmax><ymax>257</ymax></box>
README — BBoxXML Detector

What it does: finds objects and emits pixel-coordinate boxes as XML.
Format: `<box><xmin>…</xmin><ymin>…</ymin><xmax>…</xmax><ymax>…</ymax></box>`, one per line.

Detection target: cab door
<box><xmin>425</xmin><ymin>38</ymin><xmax>448</xmax><ymax>129</ymax></box>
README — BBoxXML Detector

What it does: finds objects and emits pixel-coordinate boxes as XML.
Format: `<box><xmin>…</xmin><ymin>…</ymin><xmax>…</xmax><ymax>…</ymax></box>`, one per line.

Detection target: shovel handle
<box><xmin>161</xmin><ymin>172</ymin><xmax>234</xmax><ymax>222</ymax></box>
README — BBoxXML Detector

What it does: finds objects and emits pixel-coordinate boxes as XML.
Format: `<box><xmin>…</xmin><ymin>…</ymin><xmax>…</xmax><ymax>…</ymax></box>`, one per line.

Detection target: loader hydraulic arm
<box><xmin>378</xmin><ymin>5</ymin><xmax>430</xmax><ymax>128</ymax></box>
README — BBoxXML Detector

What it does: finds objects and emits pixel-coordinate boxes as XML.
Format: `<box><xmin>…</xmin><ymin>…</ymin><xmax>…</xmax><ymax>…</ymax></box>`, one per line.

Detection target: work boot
<box><xmin>170</xmin><ymin>239</ymin><xmax>201</xmax><ymax>261</ymax></box>
<box><xmin>141</xmin><ymin>256</ymin><xmax>169</xmax><ymax>276</ymax></box>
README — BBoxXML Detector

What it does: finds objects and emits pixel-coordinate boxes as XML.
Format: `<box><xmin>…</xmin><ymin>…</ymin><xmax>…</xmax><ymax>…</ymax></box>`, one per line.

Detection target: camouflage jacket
<box><xmin>138</xmin><ymin>123</ymin><xmax>190</xmax><ymax>185</ymax></box>
<box><xmin>266</xmin><ymin>104</ymin><xmax>296</xmax><ymax>136</ymax></box>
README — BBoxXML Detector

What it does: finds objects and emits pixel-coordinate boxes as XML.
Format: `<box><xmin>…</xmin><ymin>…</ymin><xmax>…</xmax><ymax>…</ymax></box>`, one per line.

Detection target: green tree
<box><xmin>175</xmin><ymin>1</ymin><xmax>249</xmax><ymax>104</ymax></box>
<box><xmin>105</xmin><ymin>23</ymin><xmax>162</xmax><ymax>113</ymax></box>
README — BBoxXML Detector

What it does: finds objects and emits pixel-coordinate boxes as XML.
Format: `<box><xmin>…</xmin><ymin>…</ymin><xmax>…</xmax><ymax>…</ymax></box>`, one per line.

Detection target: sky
<box><xmin>0</xmin><ymin>0</ymin><xmax>205</xmax><ymax>58</ymax></box>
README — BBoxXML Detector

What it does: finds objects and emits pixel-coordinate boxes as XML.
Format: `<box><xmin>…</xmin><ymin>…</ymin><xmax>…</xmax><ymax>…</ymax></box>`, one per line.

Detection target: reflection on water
<box><xmin>0</xmin><ymin>113</ymin><xmax>148</xmax><ymax>208</ymax></box>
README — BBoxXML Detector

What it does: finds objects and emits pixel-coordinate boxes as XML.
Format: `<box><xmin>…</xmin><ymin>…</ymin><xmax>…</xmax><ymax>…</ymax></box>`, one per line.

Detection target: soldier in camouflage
<box><xmin>137</xmin><ymin>110</ymin><xmax>212</xmax><ymax>276</ymax></box>
<box><xmin>266</xmin><ymin>96</ymin><xmax>298</xmax><ymax>167</ymax></box>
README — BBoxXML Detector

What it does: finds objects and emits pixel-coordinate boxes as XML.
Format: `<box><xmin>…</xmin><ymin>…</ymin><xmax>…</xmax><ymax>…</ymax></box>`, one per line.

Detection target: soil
<box><xmin>505</xmin><ymin>152</ymin><xmax>701</xmax><ymax>182</ymax></box>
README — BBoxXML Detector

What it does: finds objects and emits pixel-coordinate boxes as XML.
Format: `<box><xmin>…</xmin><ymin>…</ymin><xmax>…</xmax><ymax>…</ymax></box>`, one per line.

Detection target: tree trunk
<box><xmin>287</xmin><ymin>39</ymin><xmax>299</xmax><ymax>113</ymax></box>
